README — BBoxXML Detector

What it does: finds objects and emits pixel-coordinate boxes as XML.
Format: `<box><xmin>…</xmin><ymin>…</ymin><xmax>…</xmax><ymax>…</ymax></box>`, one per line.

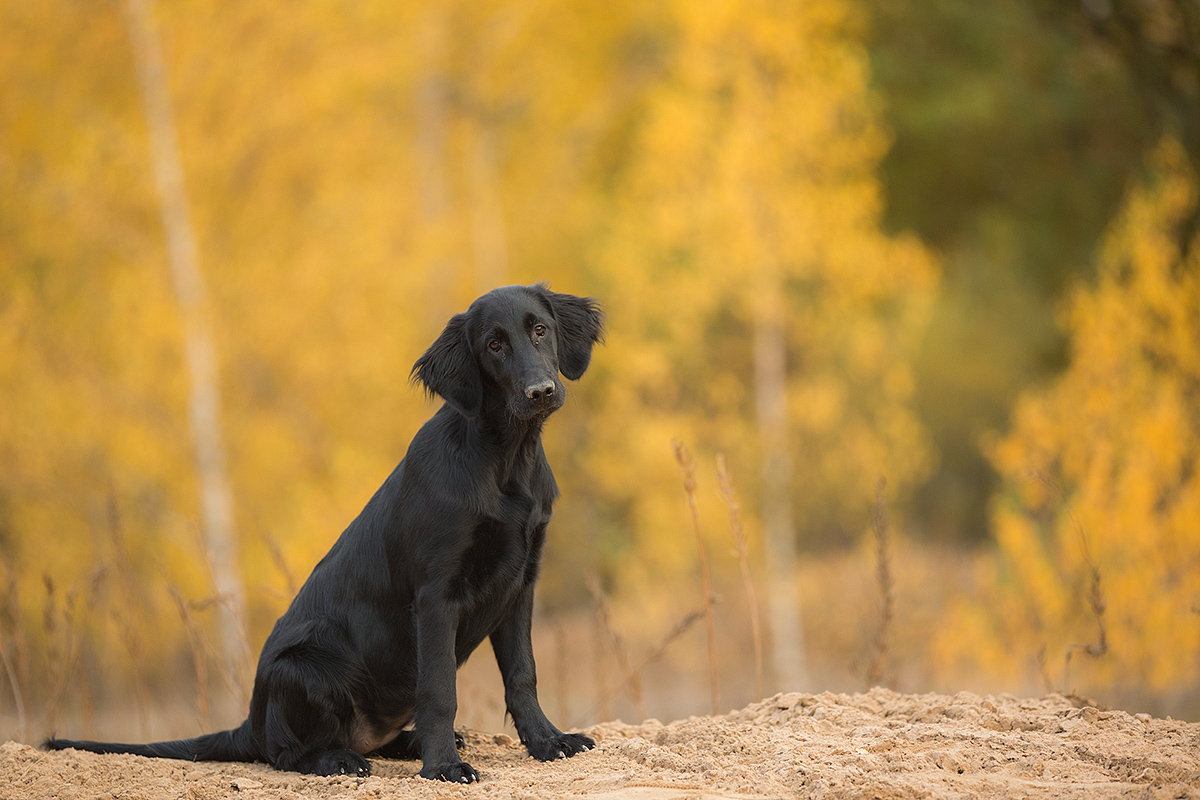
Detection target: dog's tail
<box><xmin>44</xmin><ymin>718</ymin><xmax>259</xmax><ymax>763</ymax></box>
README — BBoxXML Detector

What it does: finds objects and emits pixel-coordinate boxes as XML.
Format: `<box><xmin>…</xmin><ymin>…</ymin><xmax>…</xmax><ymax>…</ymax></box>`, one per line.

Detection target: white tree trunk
<box><xmin>415</xmin><ymin>9</ymin><xmax>456</xmax><ymax>322</ymax></box>
<box><xmin>465</xmin><ymin>116</ymin><xmax>508</xmax><ymax>294</ymax></box>
<box><xmin>753</xmin><ymin>271</ymin><xmax>810</xmax><ymax>694</ymax></box>
<box><xmin>124</xmin><ymin>0</ymin><xmax>247</xmax><ymax>698</ymax></box>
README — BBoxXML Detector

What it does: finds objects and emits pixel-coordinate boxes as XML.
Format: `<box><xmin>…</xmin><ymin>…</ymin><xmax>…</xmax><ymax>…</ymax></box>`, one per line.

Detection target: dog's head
<box><xmin>412</xmin><ymin>284</ymin><xmax>604</xmax><ymax>421</ymax></box>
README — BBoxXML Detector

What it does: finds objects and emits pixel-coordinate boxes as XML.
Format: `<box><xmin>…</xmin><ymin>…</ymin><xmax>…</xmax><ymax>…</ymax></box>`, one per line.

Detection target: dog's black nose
<box><xmin>526</xmin><ymin>381</ymin><xmax>556</xmax><ymax>402</ymax></box>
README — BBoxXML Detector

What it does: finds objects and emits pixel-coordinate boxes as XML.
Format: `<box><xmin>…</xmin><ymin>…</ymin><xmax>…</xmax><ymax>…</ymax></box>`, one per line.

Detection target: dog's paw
<box><xmin>308</xmin><ymin>749</ymin><xmax>371</xmax><ymax>777</ymax></box>
<box><xmin>419</xmin><ymin>761</ymin><xmax>479</xmax><ymax>783</ymax></box>
<box><xmin>526</xmin><ymin>732</ymin><xmax>596</xmax><ymax>762</ymax></box>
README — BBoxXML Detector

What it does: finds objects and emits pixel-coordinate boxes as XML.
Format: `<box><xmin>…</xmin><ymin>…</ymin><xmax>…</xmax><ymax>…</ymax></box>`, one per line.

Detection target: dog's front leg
<box><xmin>490</xmin><ymin>585</ymin><xmax>596</xmax><ymax>761</ymax></box>
<box><xmin>414</xmin><ymin>586</ymin><xmax>478</xmax><ymax>783</ymax></box>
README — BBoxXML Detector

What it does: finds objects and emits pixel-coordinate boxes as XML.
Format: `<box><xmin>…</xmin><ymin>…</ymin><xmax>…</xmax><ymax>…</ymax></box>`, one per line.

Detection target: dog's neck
<box><xmin>469</xmin><ymin>391</ymin><xmax>549</xmax><ymax>483</ymax></box>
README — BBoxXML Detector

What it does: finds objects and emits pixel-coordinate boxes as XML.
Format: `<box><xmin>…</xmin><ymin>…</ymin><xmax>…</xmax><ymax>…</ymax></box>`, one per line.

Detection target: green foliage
<box><xmin>863</xmin><ymin>0</ymin><xmax>1160</xmax><ymax>541</ymax></box>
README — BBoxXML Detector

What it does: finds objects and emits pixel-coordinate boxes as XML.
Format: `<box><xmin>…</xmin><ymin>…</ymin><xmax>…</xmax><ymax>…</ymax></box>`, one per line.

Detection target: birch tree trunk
<box><xmin>124</xmin><ymin>0</ymin><xmax>248</xmax><ymax>700</ymax></box>
<box><xmin>753</xmin><ymin>266</ymin><xmax>810</xmax><ymax>694</ymax></box>
<box><xmin>415</xmin><ymin>9</ymin><xmax>456</xmax><ymax>323</ymax></box>
<box><xmin>465</xmin><ymin>116</ymin><xmax>508</xmax><ymax>294</ymax></box>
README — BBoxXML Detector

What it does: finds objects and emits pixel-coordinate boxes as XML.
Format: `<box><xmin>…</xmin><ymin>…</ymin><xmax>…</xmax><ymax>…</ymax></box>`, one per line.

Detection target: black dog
<box><xmin>46</xmin><ymin>283</ymin><xmax>602</xmax><ymax>783</ymax></box>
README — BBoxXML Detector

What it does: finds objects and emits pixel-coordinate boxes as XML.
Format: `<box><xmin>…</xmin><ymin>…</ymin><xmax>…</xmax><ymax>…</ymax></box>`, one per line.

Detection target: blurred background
<box><xmin>2</xmin><ymin>0</ymin><xmax>1199</xmax><ymax>744</ymax></box>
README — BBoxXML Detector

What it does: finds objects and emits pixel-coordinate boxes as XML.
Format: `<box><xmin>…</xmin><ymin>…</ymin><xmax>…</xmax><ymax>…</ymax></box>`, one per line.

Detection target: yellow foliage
<box><xmin>0</xmin><ymin>0</ymin><xmax>934</xmax><ymax>710</ymax></box>
<box><xmin>937</xmin><ymin>139</ymin><xmax>1200</xmax><ymax>694</ymax></box>
<box><xmin>583</xmin><ymin>0</ymin><xmax>937</xmax><ymax>600</ymax></box>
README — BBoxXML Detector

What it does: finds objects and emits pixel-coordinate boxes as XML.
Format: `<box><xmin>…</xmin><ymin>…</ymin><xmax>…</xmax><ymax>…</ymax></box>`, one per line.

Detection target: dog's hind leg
<box><xmin>251</xmin><ymin>628</ymin><xmax>372</xmax><ymax>777</ymax></box>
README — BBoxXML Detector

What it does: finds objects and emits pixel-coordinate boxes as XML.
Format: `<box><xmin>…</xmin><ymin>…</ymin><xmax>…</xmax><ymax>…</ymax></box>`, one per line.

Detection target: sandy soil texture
<box><xmin>4</xmin><ymin>689</ymin><xmax>1198</xmax><ymax>799</ymax></box>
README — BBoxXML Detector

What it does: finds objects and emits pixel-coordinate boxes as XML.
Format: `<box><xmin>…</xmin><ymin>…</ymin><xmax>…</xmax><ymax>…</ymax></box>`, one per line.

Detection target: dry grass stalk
<box><xmin>716</xmin><ymin>453</ymin><xmax>763</xmax><ymax>700</ymax></box>
<box><xmin>168</xmin><ymin>584</ymin><xmax>213</xmax><ymax>731</ymax></box>
<box><xmin>115</xmin><ymin>616</ymin><xmax>151</xmax><ymax>738</ymax></box>
<box><xmin>42</xmin><ymin>575</ymin><xmax>88</xmax><ymax>733</ymax></box>
<box><xmin>261</xmin><ymin>528</ymin><xmax>298</xmax><ymax>598</ymax></box>
<box><xmin>193</xmin><ymin>529</ymin><xmax>253</xmax><ymax>707</ymax></box>
<box><xmin>586</xmin><ymin>575</ymin><xmax>645</xmax><ymax>719</ymax></box>
<box><xmin>1029</xmin><ymin>470</ymin><xmax>1109</xmax><ymax>692</ymax></box>
<box><xmin>0</xmin><ymin>557</ymin><xmax>27</xmax><ymax>741</ymax></box>
<box><xmin>42</xmin><ymin>575</ymin><xmax>60</xmax><ymax>708</ymax></box>
<box><xmin>1064</xmin><ymin>538</ymin><xmax>1108</xmax><ymax>691</ymax></box>
<box><xmin>1036</xmin><ymin>646</ymin><xmax>1055</xmax><ymax>694</ymax></box>
<box><xmin>866</xmin><ymin>477</ymin><xmax>895</xmax><ymax>689</ymax></box>
<box><xmin>0</xmin><ymin>629</ymin><xmax>25</xmax><ymax>741</ymax></box>
<box><xmin>573</xmin><ymin>603</ymin><xmax>708</xmax><ymax>729</ymax></box>
<box><xmin>106</xmin><ymin>489</ymin><xmax>150</xmax><ymax>737</ymax></box>
<box><xmin>590</xmin><ymin>611</ymin><xmax>610</xmax><ymax>723</ymax></box>
<box><xmin>42</xmin><ymin>577</ymin><xmax>64</xmax><ymax>730</ymax></box>
<box><xmin>672</xmin><ymin>440</ymin><xmax>719</xmax><ymax>715</ymax></box>
<box><xmin>554</xmin><ymin>622</ymin><xmax>569</xmax><ymax>722</ymax></box>
<box><xmin>75</xmin><ymin>568</ymin><xmax>107</xmax><ymax>738</ymax></box>
<box><xmin>186</xmin><ymin>591</ymin><xmax>248</xmax><ymax>703</ymax></box>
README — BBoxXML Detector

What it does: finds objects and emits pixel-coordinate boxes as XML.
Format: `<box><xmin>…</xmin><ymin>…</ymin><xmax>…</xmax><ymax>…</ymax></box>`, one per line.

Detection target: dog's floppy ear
<box><xmin>411</xmin><ymin>312</ymin><xmax>483</xmax><ymax>418</ymax></box>
<box><xmin>537</xmin><ymin>285</ymin><xmax>604</xmax><ymax>380</ymax></box>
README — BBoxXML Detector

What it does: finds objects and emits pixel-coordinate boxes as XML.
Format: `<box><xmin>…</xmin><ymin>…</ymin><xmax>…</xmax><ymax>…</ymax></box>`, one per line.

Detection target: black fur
<box><xmin>45</xmin><ymin>284</ymin><xmax>603</xmax><ymax>782</ymax></box>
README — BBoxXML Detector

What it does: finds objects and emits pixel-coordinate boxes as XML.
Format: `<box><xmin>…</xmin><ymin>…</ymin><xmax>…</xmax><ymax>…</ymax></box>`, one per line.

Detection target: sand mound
<box><xmin>5</xmin><ymin>689</ymin><xmax>1198</xmax><ymax>799</ymax></box>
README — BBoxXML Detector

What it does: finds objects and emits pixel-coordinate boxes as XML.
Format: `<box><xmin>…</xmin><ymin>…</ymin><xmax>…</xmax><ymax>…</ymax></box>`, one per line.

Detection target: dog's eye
<box><xmin>533</xmin><ymin>325</ymin><xmax>546</xmax><ymax>338</ymax></box>
<box><xmin>488</xmin><ymin>340</ymin><xmax>502</xmax><ymax>352</ymax></box>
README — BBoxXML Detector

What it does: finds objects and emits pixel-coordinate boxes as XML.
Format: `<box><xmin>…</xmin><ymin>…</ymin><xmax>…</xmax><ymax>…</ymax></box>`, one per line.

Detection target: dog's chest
<box><xmin>451</xmin><ymin>490</ymin><xmax>546</xmax><ymax>604</ymax></box>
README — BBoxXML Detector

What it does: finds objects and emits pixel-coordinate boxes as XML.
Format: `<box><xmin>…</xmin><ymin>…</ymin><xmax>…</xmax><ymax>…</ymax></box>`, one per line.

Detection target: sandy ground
<box><xmin>4</xmin><ymin>689</ymin><xmax>1199</xmax><ymax>800</ymax></box>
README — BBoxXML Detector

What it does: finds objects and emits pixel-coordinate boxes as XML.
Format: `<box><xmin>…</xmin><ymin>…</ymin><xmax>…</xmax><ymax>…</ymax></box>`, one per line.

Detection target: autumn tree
<box><xmin>937</xmin><ymin>139</ymin><xmax>1200</xmax><ymax>693</ymax></box>
<box><xmin>3</xmin><ymin>0</ymin><xmax>934</xmax><ymax>722</ymax></box>
<box><xmin>0</xmin><ymin>1</ymin><xmax>204</xmax><ymax>714</ymax></box>
<box><xmin>125</xmin><ymin>0</ymin><xmax>247</xmax><ymax>695</ymax></box>
<box><xmin>583</xmin><ymin>0</ymin><xmax>937</xmax><ymax>691</ymax></box>
<box><xmin>0</xmin><ymin>0</ymin><xmax>435</xmax><ymax>721</ymax></box>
